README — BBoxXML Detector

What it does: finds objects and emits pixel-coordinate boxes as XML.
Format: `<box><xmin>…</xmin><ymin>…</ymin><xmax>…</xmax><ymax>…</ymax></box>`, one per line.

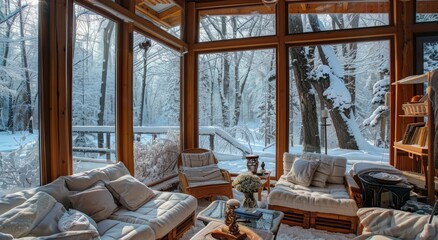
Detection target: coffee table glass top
<box><xmin>197</xmin><ymin>200</ymin><xmax>281</xmax><ymax>232</ymax></box>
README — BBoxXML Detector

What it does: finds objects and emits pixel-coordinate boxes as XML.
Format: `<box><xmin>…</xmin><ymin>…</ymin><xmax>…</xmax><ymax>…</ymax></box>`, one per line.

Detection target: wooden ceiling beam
<box><xmin>87</xmin><ymin>0</ymin><xmax>186</xmax><ymax>51</ymax></box>
<box><xmin>136</xmin><ymin>4</ymin><xmax>173</xmax><ymax>28</ymax></box>
<box><xmin>159</xmin><ymin>6</ymin><xmax>180</xmax><ymax>19</ymax></box>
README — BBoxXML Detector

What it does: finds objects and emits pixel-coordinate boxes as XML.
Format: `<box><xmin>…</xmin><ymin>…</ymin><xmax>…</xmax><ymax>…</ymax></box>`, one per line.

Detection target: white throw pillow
<box><xmin>58</xmin><ymin>209</ymin><xmax>99</xmax><ymax>238</ymax></box>
<box><xmin>105</xmin><ymin>175</ymin><xmax>155</xmax><ymax>211</ymax></box>
<box><xmin>69</xmin><ymin>184</ymin><xmax>118</xmax><ymax>222</ymax></box>
<box><xmin>286</xmin><ymin>158</ymin><xmax>320</xmax><ymax>187</ymax></box>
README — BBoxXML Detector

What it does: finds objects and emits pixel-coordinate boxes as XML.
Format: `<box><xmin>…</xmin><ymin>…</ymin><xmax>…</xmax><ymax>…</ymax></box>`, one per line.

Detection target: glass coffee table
<box><xmin>197</xmin><ymin>200</ymin><xmax>284</xmax><ymax>238</ymax></box>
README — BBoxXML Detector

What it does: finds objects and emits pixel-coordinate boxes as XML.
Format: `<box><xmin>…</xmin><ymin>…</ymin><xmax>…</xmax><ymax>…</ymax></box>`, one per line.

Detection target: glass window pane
<box><xmin>198</xmin><ymin>49</ymin><xmax>276</xmax><ymax>175</ymax></box>
<box><xmin>72</xmin><ymin>4</ymin><xmax>117</xmax><ymax>173</ymax></box>
<box><xmin>136</xmin><ymin>3</ymin><xmax>181</xmax><ymax>39</ymax></box>
<box><xmin>132</xmin><ymin>32</ymin><xmax>181</xmax><ymax>184</ymax></box>
<box><xmin>422</xmin><ymin>38</ymin><xmax>438</xmax><ymax>72</ymax></box>
<box><xmin>288</xmin><ymin>1</ymin><xmax>389</xmax><ymax>34</ymax></box>
<box><xmin>0</xmin><ymin>0</ymin><xmax>40</xmax><ymax>196</ymax></box>
<box><xmin>416</xmin><ymin>0</ymin><xmax>438</xmax><ymax>23</ymax></box>
<box><xmin>199</xmin><ymin>5</ymin><xmax>275</xmax><ymax>42</ymax></box>
<box><xmin>289</xmin><ymin>40</ymin><xmax>391</xmax><ymax>170</ymax></box>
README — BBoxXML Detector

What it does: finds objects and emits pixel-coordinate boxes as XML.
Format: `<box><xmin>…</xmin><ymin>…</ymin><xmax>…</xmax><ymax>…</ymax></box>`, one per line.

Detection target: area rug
<box><xmin>181</xmin><ymin>190</ymin><xmax>356</xmax><ymax>240</ymax></box>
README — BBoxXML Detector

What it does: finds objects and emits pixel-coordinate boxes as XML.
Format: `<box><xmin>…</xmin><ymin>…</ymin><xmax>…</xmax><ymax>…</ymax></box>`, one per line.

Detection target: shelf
<box><xmin>392</xmin><ymin>73</ymin><xmax>428</xmax><ymax>85</ymax></box>
<box><xmin>393</xmin><ymin>141</ymin><xmax>428</xmax><ymax>157</ymax></box>
<box><xmin>399</xmin><ymin>115</ymin><xmax>427</xmax><ymax>117</ymax></box>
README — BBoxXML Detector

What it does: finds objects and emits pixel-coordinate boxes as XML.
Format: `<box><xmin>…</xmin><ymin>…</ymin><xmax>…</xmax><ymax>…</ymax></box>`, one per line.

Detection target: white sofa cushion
<box><xmin>100</xmin><ymin>162</ymin><xmax>131</xmax><ymax>181</ymax></box>
<box><xmin>97</xmin><ymin>219</ymin><xmax>155</xmax><ymax>240</ymax></box>
<box><xmin>183</xmin><ymin>164</ymin><xmax>224</xmax><ymax>182</ymax></box>
<box><xmin>268</xmin><ymin>177</ymin><xmax>358</xmax><ymax>217</ymax></box>
<box><xmin>30</xmin><ymin>202</ymin><xmax>65</xmax><ymax>237</ymax></box>
<box><xmin>110</xmin><ymin>191</ymin><xmax>197</xmax><ymax>239</ymax></box>
<box><xmin>357</xmin><ymin>207</ymin><xmax>438</xmax><ymax>240</ymax></box>
<box><xmin>286</xmin><ymin>158</ymin><xmax>320</xmax><ymax>187</ymax></box>
<box><xmin>58</xmin><ymin>209</ymin><xmax>99</xmax><ymax>237</ymax></box>
<box><xmin>0</xmin><ymin>191</ymin><xmax>58</xmax><ymax>238</ymax></box>
<box><xmin>105</xmin><ymin>175</ymin><xmax>155</xmax><ymax>211</ymax></box>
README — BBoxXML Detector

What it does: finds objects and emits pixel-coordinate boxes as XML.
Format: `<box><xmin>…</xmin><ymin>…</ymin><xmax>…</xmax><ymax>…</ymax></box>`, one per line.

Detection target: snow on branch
<box><xmin>312</xmin><ymin>65</ymin><xmax>351</xmax><ymax>111</ymax></box>
<box><xmin>371</xmin><ymin>77</ymin><xmax>389</xmax><ymax>104</ymax></box>
<box><xmin>363</xmin><ymin>106</ymin><xmax>389</xmax><ymax>127</ymax></box>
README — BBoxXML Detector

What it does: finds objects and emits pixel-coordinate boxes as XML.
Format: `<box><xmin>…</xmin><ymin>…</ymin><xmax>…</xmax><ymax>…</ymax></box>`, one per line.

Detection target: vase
<box><xmin>246</xmin><ymin>155</ymin><xmax>259</xmax><ymax>174</ymax></box>
<box><xmin>242</xmin><ymin>192</ymin><xmax>258</xmax><ymax>210</ymax></box>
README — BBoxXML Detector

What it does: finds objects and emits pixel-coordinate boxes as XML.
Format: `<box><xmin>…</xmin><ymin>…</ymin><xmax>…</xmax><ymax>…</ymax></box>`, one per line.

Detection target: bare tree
<box><xmin>97</xmin><ymin>20</ymin><xmax>114</xmax><ymax>150</ymax></box>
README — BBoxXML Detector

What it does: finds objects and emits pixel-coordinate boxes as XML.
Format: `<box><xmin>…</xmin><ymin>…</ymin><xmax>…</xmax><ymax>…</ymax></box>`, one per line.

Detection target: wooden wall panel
<box><xmin>39</xmin><ymin>0</ymin><xmax>71</xmax><ymax>182</ymax></box>
<box><xmin>276</xmin><ymin>0</ymin><xmax>288</xmax><ymax>179</ymax></box>
<box><xmin>117</xmin><ymin>0</ymin><xmax>135</xmax><ymax>174</ymax></box>
<box><xmin>182</xmin><ymin>2</ymin><xmax>197</xmax><ymax>150</ymax></box>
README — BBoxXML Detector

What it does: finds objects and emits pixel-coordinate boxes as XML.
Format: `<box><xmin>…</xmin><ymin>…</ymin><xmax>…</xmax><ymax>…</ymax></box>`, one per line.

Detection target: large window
<box><xmin>198</xmin><ymin>49</ymin><xmax>276</xmax><ymax>174</ymax></box>
<box><xmin>0</xmin><ymin>0</ymin><xmax>40</xmax><ymax>196</ymax></box>
<box><xmin>288</xmin><ymin>1</ymin><xmax>390</xmax><ymax>34</ymax></box>
<box><xmin>72</xmin><ymin>4</ymin><xmax>117</xmax><ymax>173</ymax></box>
<box><xmin>199</xmin><ymin>5</ymin><xmax>275</xmax><ymax>42</ymax></box>
<box><xmin>132</xmin><ymin>32</ymin><xmax>181</xmax><ymax>184</ymax></box>
<box><xmin>289</xmin><ymin>40</ymin><xmax>391</xmax><ymax>169</ymax></box>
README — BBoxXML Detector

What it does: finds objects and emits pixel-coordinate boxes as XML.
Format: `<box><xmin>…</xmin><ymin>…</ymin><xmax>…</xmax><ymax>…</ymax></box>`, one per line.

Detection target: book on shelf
<box><xmin>401</xmin><ymin>122</ymin><xmax>427</xmax><ymax>145</ymax></box>
<box><xmin>235</xmin><ymin>208</ymin><xmax>262</xmax><ymax>220</ymax></box>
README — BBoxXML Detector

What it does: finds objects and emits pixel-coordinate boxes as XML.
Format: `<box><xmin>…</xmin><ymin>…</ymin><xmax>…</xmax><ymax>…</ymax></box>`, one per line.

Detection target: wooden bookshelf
<box><xmin>393</xmin><ymin>71</ymin><xmax>436</xmax><ymax>204</ymax></box>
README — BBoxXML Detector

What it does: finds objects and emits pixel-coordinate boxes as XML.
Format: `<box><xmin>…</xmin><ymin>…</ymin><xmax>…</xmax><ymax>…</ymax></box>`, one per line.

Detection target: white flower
<box><xmin>232</xmin><ymin>173</ymin><xmax>262</xmax><ymax>193</ymax></box>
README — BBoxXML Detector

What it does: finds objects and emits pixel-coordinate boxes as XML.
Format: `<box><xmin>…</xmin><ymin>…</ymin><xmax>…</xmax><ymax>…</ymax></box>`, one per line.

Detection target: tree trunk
<box><xmin>97</xmin><ymin>21</ymin><xmax>114</xmax><ymax>150</ymax></box>
<box><xmin>232</xmin><ymin>51</ymin><xmax>254</xmax><ymax>127</ymax></box>
<box><xmin>139</xmin><ymin>47</ymin><xmax>148</xmax><ymax>126</ymax></box>
<box><xmin>288</xmin><ymin>15</ymin><xmax>321</xmax><ymax>153</ymax></box>
<box><xmin>220</xmin><ymin>17</ymin><xmax>230</xmax><ymax>128</ymax></box>
<box><xmin>308</xmin><ymin>15</ymin><xmax>358</xmax><ymax>150</ymax></box>
<box><xmin>18</xmin><ymin>0</ymin><xmax>33</xmax><ymax>133</ymax></box>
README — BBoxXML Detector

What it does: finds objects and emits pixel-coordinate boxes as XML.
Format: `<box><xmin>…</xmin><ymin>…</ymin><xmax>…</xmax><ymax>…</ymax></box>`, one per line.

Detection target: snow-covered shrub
<box><xmin>0</xmin><ymin>139</ymin><xmax>40</xmax><ymax>193</ymax></box>
<box><xmin>134</xmin><ymin>131</ymin><xmax>180</xmax><ymax>185</ymax></box>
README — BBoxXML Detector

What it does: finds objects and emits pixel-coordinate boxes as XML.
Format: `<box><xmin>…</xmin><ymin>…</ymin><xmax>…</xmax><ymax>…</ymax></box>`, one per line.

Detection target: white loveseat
<box><xmin>268</xmin><ymin>152</ymin><xmax>360</xmax><ymax>234</ymax></box>
<box><xmin>0</xmin><ymin>162</ymin><xmax>197</xmax><ymax>240</ymax></box>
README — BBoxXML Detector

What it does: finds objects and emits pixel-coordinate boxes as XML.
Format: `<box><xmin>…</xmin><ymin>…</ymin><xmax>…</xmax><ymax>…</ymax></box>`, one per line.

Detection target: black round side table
<box><xmin>358</xmin><ymin>172</ymin><xmax>413</xmax><ymax>209</ymax></box>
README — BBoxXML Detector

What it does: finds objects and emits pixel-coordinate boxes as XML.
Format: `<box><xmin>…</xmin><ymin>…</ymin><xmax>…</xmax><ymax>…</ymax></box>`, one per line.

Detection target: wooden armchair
<box><xmin>178</xmin><ymin>148</ymin><xmax>233</xmax><ymax>200</ymax></box>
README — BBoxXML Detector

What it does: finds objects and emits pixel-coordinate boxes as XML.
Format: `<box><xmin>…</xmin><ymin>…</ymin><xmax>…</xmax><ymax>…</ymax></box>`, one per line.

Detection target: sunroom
<box><xmin>0</xmin><ymin>0</ymin><xmax>438</xmax><ymax>239</ymax></box>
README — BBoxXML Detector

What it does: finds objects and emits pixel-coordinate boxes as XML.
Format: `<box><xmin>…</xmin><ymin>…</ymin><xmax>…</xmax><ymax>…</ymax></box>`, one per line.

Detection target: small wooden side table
<box><xmin>256</xmin><ymin>171</ymin><xmax>271</xmax><ymax>201</ymax></box>
<box><xmin>190</xmin><ymin>221</ymin><xmax>274</xmax><ymax>240</ymax></box>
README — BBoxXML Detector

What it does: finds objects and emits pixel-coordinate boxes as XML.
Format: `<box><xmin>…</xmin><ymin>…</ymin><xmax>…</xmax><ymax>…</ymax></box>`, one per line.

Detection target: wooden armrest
<box><xmin>344</xmin><ymin>174</ymin><xmax>363</xmax><ymax>208</ymax></box>
<box><xmin>220</xmin><ymin>169</ymin><xmax>232</xmax><ymax>182</ymax></box>
<box><xmin>178</xmin><ymin>171</ymin><xmax>190</xmax><ymax>192</ymax></box>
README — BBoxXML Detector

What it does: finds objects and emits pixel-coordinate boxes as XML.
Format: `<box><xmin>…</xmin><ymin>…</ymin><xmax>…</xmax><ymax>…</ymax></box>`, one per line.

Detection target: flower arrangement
<box><xmin>232</xmin><ymin>173</ymin><xmax>262</xmax><ymax>193</ymax></box>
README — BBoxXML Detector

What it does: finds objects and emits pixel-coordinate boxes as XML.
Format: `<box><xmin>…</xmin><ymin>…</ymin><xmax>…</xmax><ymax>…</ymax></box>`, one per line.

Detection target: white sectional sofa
<box><xmin>268</xmin><ymin>153</ymin><xmax>360</xmax><ymax>234</ymax></box>
<box><xmin>0</xmin><ymin>162</ymin><xmax>197</xmax><ymax>240</ymax></box>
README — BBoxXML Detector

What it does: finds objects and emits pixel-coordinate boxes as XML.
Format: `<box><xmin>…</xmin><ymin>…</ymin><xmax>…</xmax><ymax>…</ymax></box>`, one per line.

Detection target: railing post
<box><xmin>106</xmin><ymin>132</ymin><xmax>111</xmax><ymax>162</ymax></box>
<box><xmin>209</xmin><ymin>134</ymin><xmax>214</xmax><ymax>151</ymax></box>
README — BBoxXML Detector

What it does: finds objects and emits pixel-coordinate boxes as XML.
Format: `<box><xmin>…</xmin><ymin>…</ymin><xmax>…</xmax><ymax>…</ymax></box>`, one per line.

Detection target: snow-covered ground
<box><xmin>0</xmin><ymin>131</ymin><xmax>39</xmax><ymax>152</ymax></box>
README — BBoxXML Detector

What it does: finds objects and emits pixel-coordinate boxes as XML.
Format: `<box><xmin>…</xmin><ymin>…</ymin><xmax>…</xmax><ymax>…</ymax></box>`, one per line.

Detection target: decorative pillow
<box><xmin>301</xmin><ymin>153</ymin><xmax>332</xmax><ymax>187</ymax></box>
<box><xmin>69</xmin><ymin>184</ymin><xmax>118</xmax><ymax>222</ymax></box>
<box><xmin>301</xmin><ymin>152</ymin><xmax>347</xmax><ymax>184</ymax></box>
<box><xmin>38</xmin><ymin>176</ymin><xmax>71</xmax><ymax>208</ymax></box>
<box><xmin>65</xmin><ymin>169</ymin><xmax>110</xmax><ymax>191</ymax></box>
<box><xmin>100</xmin><ymin>162</ymin><xmax>130</xmax><ymax>181</ymax></box>
<box><xmin>105</xmin><ymin>175</ymin><xmax>155</xmax><ymax>211</ymax></box>
<box><xmin>58</xmin><ymin>209</ymin><xmax>99</xmax><ymax>238</ymax></box>
<box><xmin>181</xmin><ymin>151</ymin><xmax>215</xmax><ymax>167</ymax></box>
<box><xmin>286</xmin><ymin>159</ymin><xmax>320</xmax><ymax>187</ymax></box>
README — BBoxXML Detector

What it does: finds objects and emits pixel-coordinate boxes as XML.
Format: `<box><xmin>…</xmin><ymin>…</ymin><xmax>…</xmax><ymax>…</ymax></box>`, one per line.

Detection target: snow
<box><xmin>312</xmin><ymin>65</ymin><xmax>352</xmax><ymax>111</ymax></box>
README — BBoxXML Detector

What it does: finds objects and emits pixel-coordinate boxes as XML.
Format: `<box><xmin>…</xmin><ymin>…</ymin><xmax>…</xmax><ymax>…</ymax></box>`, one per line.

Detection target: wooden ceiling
<box><xmin>135</xmin><ymin>0</ymin><xmax>438</xmax><ymax>29</ymax></box>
